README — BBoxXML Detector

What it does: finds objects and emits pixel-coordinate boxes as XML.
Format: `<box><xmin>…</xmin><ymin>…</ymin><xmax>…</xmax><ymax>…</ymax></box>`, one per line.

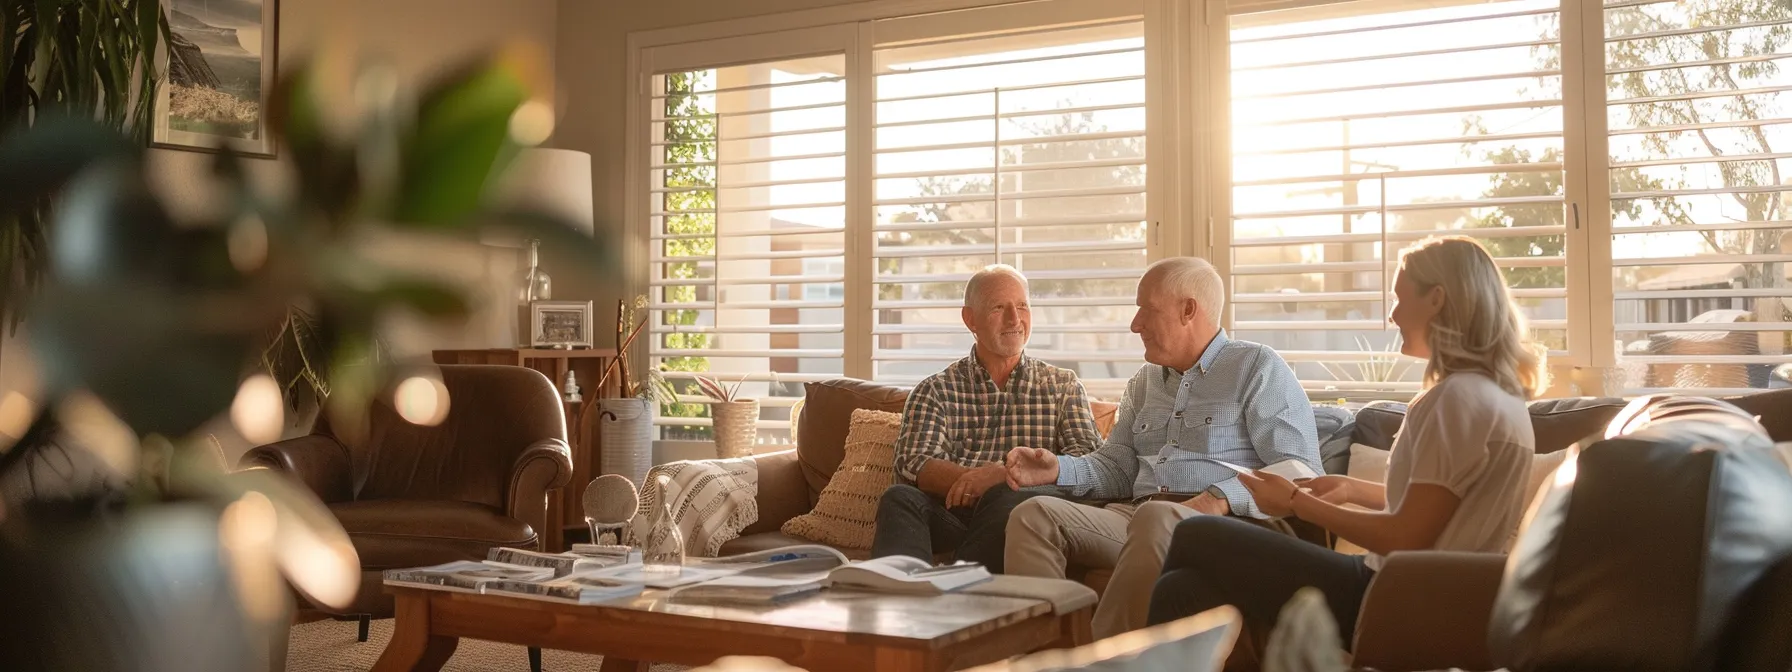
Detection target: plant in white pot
<box><xmin>695</xmin><ymin>374</ymin><xmax>756</xmax><ymax>459</ymax></box>
<box><xmin>589</xmin><ymin>296</ymin><xmax>675</xmax><ymax>488</ymax></box>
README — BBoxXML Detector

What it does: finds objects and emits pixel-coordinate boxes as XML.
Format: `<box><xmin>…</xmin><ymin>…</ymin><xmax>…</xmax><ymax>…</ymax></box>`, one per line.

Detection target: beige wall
<box><xmin>144</xmin><ymin>0</ymin><xmax>559</xmax><ymax>463</ymax></box>
<box><xmin>553</xmin><ymin>0</ymin><xmax>865</xmax><ymax>323</ymax></box>
<box><xmin>147</xmin><ymin>0</ymin><xmax>559</xmax><ymax>360</ymax></box>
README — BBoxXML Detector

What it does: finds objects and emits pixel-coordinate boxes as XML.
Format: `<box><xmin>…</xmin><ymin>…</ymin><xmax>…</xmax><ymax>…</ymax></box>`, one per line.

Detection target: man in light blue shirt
<box><xmin>1003</xmin><ymin>256</ymin><xmax>1320</xmax><ymax>638</ymax></box>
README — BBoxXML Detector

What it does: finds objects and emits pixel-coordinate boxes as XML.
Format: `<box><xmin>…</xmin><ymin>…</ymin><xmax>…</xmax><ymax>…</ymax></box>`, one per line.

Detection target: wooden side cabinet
<box><xmin>432</xmin><ymin>348</ymin><xmax>618</xmax><ymax>552</ymax></box>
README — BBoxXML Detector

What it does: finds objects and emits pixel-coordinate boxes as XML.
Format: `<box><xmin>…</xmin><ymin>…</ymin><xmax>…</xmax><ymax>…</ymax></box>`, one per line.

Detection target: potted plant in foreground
<box><xmin>0</xmin><ymin>44</ymin><xmax>608</xmax><ymax>669</ymax></box>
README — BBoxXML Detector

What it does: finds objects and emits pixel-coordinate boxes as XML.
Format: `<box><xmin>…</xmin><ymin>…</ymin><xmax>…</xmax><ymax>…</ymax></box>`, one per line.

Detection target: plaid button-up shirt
<box><xmin>893</xmin><ymin>348</ymin><xmax>1103</xmax><ymax>485</ymax></box>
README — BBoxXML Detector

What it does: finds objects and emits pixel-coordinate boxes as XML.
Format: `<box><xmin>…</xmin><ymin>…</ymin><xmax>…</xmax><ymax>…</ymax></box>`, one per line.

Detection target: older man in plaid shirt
<box><xmin>870</xmin><ymin>264</ymin><xmax>1104</xmax><ymax>573</ymax></box>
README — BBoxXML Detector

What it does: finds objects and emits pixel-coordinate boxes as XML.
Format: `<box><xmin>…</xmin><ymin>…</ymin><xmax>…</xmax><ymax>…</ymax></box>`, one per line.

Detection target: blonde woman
<box><xmin>1146</xmin><ymin>236</ymin><xmax>1545</xmax><ymax>646</ymax></box>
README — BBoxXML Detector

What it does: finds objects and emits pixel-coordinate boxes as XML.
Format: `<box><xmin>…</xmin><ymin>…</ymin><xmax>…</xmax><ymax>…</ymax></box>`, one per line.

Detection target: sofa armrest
<box><xmin>237</xmin><ymin>435</ymin><xmax>355</xmax><ymax>504</ymax></box>
<box><xmin>737</xmin><ymin>449</ymin><xmax>809</xmax><ymax>535</ymax></box>
<box><xmin>1351</xmin><ymin>551</ymin><xmax>1506</xmax><ymax>672</ymax></box>
<box><xmin>508</xmin><ymin>438</ymin><xmax>573</xmax><ymax>548</ymax></box>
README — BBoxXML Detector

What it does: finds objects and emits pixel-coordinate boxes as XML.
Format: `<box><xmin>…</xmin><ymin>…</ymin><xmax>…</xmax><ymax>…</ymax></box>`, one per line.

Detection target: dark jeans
<box><xmin>870</xmin><ymin>483</ymin><xmax>1042</xmax><ymax>574</ymax></box>
<box><xmin>1148</xmin><ymin>515</ymin><xmax>1377</xmax><ymax>640</ymax></box>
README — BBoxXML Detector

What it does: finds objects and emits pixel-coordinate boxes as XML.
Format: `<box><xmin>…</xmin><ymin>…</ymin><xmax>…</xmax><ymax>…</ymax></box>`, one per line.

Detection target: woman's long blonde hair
<box><xmin>1397</xmin><ymin>236</ymin><xmax>1547</xmax><ymax>399</ymax></box>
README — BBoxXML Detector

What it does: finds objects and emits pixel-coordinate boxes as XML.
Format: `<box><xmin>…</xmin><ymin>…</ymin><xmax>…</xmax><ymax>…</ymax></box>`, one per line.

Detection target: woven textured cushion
<box><xmin>796</xmin><ymin>380</ymin><xmax>909</xmax><ymax>505</ymax></box>
<box><xmin>781</xmin><ymin>408</ymin><xmax>899</xmax><ymax>550</ymax></box>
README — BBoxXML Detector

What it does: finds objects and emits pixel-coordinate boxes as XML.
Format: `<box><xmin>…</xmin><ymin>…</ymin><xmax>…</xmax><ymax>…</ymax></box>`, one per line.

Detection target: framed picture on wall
<box><xmin>531</xmin><ymin>301</ymin><xmax>595</xmax><ymax>349</ymax></box>
<box><xmin>151</xmin><ymin>0</ymin><xmax>279</xmax><ymax>158</ymax></box>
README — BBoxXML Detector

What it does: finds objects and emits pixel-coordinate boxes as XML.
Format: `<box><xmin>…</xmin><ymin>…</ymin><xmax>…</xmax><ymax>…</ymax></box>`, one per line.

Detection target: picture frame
<box><xmin>531</xmin><ymin>301</ymin><xmax>595</xmax><ymax>349</ymax></box>
<box><xmin>151</xmin><ymin>0</ymin><xmax>279</xmax><ymax>158</ymax></box>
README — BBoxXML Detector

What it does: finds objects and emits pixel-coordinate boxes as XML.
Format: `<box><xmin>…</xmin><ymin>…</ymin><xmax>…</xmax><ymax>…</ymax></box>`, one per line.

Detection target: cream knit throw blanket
<box><xmin>626</xmin><ymin>456</ymin><xmax>760</xmax><ymax>557</ymax></box>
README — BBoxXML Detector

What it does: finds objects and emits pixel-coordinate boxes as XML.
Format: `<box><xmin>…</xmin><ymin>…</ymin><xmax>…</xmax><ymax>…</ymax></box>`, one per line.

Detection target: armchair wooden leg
<box><xmin>528</xmin><ymin>646</ymin><xmax>542</xmax><ymax>672</ymax></box>
<box><xmin>358</xmin><ymin>614</ymin><xmax>371</xmax><ymax>643</ymax></box>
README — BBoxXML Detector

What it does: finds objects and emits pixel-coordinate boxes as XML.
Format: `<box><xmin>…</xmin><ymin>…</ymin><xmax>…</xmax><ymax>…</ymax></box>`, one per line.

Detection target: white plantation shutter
<box><xmin>648</xmin><ymin>53</ymin><xmax>849</xmax><ymax>441</ymax></box>
<box><xmin>869</xmin><ymin>15</ymin><xmax>1149</xmax><ymax>399</ymax></box>
<box><xmin>1604</xmin><ymin>0</ymin><xmax>1792</xmax><ymax>394</ymax></box>
<box><xmin>1226</xmin><ymin>0</ymin><xmax>1569</xmax><ymax>397</ymax></box>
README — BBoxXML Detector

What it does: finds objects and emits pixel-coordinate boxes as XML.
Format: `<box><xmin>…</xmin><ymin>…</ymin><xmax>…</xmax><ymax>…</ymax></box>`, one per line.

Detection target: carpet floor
<box><xmin>285</xmin><ymin>618</ymin><xmax>688</xmax><ymax>672</ymax></box>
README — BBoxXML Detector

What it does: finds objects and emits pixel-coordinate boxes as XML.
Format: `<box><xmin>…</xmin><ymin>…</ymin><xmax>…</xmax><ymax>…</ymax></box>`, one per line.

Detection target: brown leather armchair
<box><xmin>239</xmin><ymin>364</ymin><xmax>573</xmax><ymax>619</ymax></box>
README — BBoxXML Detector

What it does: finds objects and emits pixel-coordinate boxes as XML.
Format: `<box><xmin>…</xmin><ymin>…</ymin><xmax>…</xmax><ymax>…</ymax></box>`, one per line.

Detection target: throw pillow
<box><xmin>781</xmin><ymin>408</ymin><xmax>899</xmax><ymax>549</ymax></box>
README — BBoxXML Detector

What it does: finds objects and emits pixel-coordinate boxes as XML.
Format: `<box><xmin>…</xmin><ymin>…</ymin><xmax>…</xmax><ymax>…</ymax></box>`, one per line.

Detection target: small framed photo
<box><xmin>531</xmin><ymin>301</ymin><xmax>594</xmax><ymax>349</ymax></box>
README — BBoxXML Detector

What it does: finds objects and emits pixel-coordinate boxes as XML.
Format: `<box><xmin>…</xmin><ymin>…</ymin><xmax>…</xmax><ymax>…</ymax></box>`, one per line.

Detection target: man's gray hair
<box><xmin>964</xmin><ymin>264</ymin><xmax>1029</xmax><ymax>309</ymax></box>
<box><xmin>1146</xmin><ymin>257</ymin><xmax>1225</xmax><ymax>324</ymax></box>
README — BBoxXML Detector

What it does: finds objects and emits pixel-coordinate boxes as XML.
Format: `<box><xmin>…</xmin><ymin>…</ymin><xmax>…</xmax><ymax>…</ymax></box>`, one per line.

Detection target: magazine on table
<box><xmin>826</xmin><ymin>557</ymin><xmax>991</xmax><ymax>595</ymax></box>
<box><xmin>689</xmin><ymin>544</ymin><xmax>851</xmax><ymax>568</ymax></box>
<box><xmin>381</xmin><ymin>561</ymin><xmax>555</xmax><ymax>593</ymax></box>
<box><xmin>669</xmin><ymin>545</ymin><xmax>852</xmax><ymax>604</ymax></box>
<box><xmin>486</xmin><ymin>547</ymin><xmax>637</xmax><ymax>577</ymax></box>
<box><xmin>482</xmin><ymin>573</ymin><xmax>645</xmax><ymax>605</ymax></box>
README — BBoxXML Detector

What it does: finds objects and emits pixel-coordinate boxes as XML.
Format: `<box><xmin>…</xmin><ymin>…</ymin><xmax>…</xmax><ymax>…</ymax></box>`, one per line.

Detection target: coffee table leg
<box><xmin>1061</xmin><ymin>606</ymin><xmax>1095</xmax><ymax>648</ymax></box>
<box><xmin>600</xmin><ymin>657</ymin><xmax>650</xmax><ymax>672</ymax></box>
<box><xmin>372</xmin><ymin>591</ymin><xmax>458</xmax><ymax>672</ymax></box>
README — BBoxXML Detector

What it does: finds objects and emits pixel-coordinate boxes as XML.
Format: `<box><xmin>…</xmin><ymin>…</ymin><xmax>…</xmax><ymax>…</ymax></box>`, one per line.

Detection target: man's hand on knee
<box><xmin>1182</xmin><ymin>492</ymin><xmax>1231</xmax><ymax>516</ymax></box>
<box><xmin>946</xmin><ymin>464</ymin><xmax>1007</xmax><ymax>509</ymax></box>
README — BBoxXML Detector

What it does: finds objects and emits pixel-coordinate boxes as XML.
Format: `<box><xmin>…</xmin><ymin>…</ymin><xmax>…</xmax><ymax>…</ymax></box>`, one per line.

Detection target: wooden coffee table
<box><xmin>373</xmin><ymin>585</ymin><xmax>1093</xmax><ymax>672</ymax></box>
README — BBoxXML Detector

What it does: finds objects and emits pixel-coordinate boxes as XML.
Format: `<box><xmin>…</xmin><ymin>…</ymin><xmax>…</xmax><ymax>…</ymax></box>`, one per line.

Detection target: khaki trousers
<box><xmin>1005</xmin><ymin>497</ymin><xmax>1297</xmax><ymax>640</ymax></box>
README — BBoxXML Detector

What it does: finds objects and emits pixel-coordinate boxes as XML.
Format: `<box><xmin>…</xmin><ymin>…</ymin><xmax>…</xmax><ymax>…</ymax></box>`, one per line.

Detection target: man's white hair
<box><xmin>1146</xmin><ymin>257</ymin><xmax>1225</xmax><ymax>324</ymax></box>
<box><xmin>964</xmin><ymin>264</ymin><xmax>1029</xmax><ymax>309</ymax></box>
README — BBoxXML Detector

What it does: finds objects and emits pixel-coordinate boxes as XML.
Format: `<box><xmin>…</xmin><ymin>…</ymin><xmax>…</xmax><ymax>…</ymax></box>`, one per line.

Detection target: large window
<box><xmin>1226</xmin><ymin>0</ymin><xmax>1568</xmax><ymax>397</ymax></box>
<box><xmin>649</xmin><ymin>54</ymin><xmax>849</xmax><ymax>442</ymax></box>
<box><xmin>1604</xmin><ymin>0</ymin><xmax>1792</xmax><ymax>394</ymax></box>
<box><xmin>871</xmin><ymin>20</ymin><xmax>1149</xmax><ymax>397</ymax></box>
<box><xmin>633</xmin><ymin>0</ymin><xmax>1792</xmax><ymax>434</ymax></box>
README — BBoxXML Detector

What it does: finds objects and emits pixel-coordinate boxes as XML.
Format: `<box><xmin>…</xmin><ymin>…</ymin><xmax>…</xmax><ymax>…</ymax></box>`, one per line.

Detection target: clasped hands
<box><xmin>997</xmin><ymin>446</ymin><xmax>1231</xmax><ymax>515</ymax></box>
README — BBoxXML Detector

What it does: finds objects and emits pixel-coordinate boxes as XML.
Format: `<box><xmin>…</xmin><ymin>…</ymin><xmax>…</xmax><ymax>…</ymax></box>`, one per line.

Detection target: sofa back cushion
<box><xmin>798</xmin><ymin>380</ymin><xmax>910</xmax><ymax>506</ymax></box>
<box><xmin>1351</xmin><ymin>396</ymin><xmax>1629</xmax><ymax>455</ymax></box>
<box><xmin>1730</xmin><ymin>388</ymin><xmax>1792</xmax><ymax>442</ymax></box>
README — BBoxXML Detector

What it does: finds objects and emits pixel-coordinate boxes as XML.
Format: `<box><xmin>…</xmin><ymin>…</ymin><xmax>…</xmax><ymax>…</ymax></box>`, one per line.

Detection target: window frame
<box><xmin>624</xmin><ymin>0</ymin><xmax>1792</xmax><ymax>454</ymax></box>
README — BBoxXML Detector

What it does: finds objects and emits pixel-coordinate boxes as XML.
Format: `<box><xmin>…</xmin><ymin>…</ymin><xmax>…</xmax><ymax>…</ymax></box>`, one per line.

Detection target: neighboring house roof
<box><xmin>1637</xmin><ymin>262</ymin><xmax>1792</xmax><ymax>291</ymax></box>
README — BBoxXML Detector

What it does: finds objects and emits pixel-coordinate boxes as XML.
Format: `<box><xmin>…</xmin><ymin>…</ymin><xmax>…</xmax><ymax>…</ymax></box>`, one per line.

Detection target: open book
<box><xmin>826</xmin><ymin>557</ymin><xmax>991</xmax><ymax>595</ymax></box>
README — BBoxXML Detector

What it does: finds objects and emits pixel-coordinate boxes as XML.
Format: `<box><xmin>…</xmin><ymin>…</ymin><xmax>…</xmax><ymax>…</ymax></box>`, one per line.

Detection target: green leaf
<box><xmin>134</xmin><ymin>0</ymin><xmax>158</xmax><ymax>73</ymax></box>
<box><xmin>390</xmin><ymin>56</ymin><xmax>534</xmax><ymax>227</ymax></box>
<box><xmin>267</xmin><ymin>62</ymin><xmax>360</xmax><ymax>223</ymax></box>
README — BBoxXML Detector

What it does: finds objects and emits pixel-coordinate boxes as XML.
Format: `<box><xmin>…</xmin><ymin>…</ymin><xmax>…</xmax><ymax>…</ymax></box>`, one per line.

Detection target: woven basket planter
<box><xmin>711</xmin><ymin>399</ymin><xmax>759</xmax><ymax>459</ymax></box>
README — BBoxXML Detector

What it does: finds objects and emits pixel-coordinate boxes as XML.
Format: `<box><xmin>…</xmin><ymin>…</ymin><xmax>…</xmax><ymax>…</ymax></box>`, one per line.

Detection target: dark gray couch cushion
<box><xmin>1347</xmin><ymin>397</ymin><xmax>1629</xmax><ymax>455</ymax></box>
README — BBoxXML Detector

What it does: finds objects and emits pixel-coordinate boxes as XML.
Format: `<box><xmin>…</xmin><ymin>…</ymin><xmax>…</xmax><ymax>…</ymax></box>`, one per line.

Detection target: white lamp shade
<box><xmin>487</xmin><ymin>148</ymin><xmax>594</xmax><ymax>245</ymax></box>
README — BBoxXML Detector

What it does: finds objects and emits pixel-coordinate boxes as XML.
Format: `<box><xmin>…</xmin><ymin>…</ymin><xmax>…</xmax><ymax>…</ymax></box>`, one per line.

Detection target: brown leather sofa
<box><xmin>239</xmin><ymin>364</ymin><xmax>573</xmax><ymax>619</ymax></box>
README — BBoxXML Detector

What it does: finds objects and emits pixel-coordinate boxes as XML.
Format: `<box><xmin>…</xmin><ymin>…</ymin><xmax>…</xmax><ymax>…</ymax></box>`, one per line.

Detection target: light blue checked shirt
<box><xmin>1055</xmin><ymin>330</ymin><xmax>1321</xmax><ymax>519</ymax></box>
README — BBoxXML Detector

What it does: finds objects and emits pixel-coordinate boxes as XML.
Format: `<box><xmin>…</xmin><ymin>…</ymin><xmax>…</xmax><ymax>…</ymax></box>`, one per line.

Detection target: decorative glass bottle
<box><xmin>641</xmin><ymin>474</ymin><xmax>685</xmax><ymax>576</ymax></box>
<box><xmin>518</xmin><ymin>238</ymin><xmax>552</xmax><ymax>303</ymax></box>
